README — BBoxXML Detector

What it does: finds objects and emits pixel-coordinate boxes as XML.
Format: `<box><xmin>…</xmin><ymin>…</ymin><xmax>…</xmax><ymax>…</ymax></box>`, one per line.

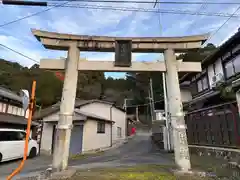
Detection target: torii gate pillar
<box><xmin>164</xmin><ymin>49</ymin><xmax>190</xmax><ymax>170</ymax></box>
<box><xmin>52</xmin><ymin>42</ymin><xmax>80</xmax><ymax>171</ymax></box>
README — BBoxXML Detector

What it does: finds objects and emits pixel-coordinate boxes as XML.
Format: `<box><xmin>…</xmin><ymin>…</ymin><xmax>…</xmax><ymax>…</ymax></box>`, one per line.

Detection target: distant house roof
<box><xmin>33</xmin><ymin>99</ymin><xmax>125</xmax><ymax>120</ymax></box>
<box><xmin>180</xmin><ymin>30</ymin><xmax>240</xmax><ymax>82</ymax></box>
<box><xmin>75</xmin><ymin>110</ymin><xmax>114</xmax><ymax>123</ymax></box>
<box><xmin>0</xmin><ymin>86</ymin><xmax>22</xmax><ymax>103</ymax></box>
<box><xmin>0</xmin><ymin>113</ymin><xmax>39</xmax><ymax>126</ymax></box>
<box><xmin>43</xmin><ymin>109</ymin><xmax>114</xmax><ymax>123</ymax></box>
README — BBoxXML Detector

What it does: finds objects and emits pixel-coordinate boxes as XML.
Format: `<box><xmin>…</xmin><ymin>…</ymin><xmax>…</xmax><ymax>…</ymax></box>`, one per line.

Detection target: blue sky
<box><xmin>0</xmin><ymin>0</ymin><xmax>240</xmax><ymax>79</ymax></box>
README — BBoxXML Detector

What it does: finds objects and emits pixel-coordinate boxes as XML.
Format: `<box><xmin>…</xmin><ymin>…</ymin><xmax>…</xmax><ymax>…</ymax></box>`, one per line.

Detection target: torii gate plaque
<box><xmin>32</xmin><ymin>29</ymin><xmax>209</xmax><ymax>172</ymax></box>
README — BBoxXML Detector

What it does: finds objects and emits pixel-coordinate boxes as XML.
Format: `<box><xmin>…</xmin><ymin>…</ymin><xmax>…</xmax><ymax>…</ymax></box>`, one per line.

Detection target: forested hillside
<box><xmin>0</xmin><ymin>43</ymin><xmax>216</xmax><ymax>109</ymax></box>
<box><xmin>0</xmin><ymin>59</ymin><xmax>162</xmax><ymax>109</ymax></box>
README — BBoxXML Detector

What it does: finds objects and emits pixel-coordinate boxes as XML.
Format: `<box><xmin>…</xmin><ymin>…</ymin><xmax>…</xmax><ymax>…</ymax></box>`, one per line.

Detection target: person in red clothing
<box><xmin>131</xmin><ymin>127</ymin><xmax>136</xmax><ymax>135</ymax></box>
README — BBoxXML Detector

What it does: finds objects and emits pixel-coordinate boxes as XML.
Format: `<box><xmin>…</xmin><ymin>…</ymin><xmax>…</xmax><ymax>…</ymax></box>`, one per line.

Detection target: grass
<box><xmin>69</xmin><ymin>150</ymin><xmax>105</xmax><ymax>160</ymax></box>
<box><xmin>190</xmin><ymin>154</ymin><xmax>240</xmax><ymax>179</ymax></box>
<box><xmin>67</xmin><ymin>165</ymin><xmax>214</xmax><ymax>180</ymax></box>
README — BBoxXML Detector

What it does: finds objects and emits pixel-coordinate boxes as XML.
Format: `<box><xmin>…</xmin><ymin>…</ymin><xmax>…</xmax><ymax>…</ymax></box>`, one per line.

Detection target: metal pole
<box><xmin>148</xmin><ymin>90</ymin><xmax>153</xmax><ymax>123</ymax></box>
<box><xmin>149</xmin><ymin>78</ymin><xmax>155</xmax><ymax>119</ymax></box>
<box><xmin>136</xmin><ymin>105</ymin><xmax>139</xmax><ymax>122</ymax></box>
<box><xmin>162</xmin><ymin>72</ymin><xmax>171</xmax><ymax>151</ymax></box>
<box><xmin>164</xmin><ymin>49</ymin><xmax>191</xmax><ymax>171</ymax></box>
<box><xmin>52</xmin><ymin>43</ymin><xmax>79</xmax><ymax>172</ymax></box>
<box><xmin>124</xmin><ymin>98</ymin><xmax>127</xmax><ymax>136</ymax></box>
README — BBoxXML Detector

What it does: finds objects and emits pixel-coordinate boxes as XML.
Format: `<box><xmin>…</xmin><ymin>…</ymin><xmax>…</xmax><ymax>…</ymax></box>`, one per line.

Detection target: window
<box><xmin>0</xmin><ymin>131</ymin><xmax>26</xmax><ymax>141</ymax></box>
<box><xmin>224</xmin><ymin>60</ymin><xmax>234</xmax><ymax>78</ymax></box>
<box><xmin>202</xmin><ymin>76</ymin><xmax>208</xmax><ymax>90</ymax></box>
<box><xmin>196</xmin><ymin>75</ymin><xmax>209</xmax><ymax>92</ymax></box>
<box><xmin>97</xmin><ymin>121</ymin><xmax>105</xmax><ymax>133</ymax></box>
<box><xmin>117</xmin><ymin>127</ymin><xmax>122</xmax><ymax>138</ymax></box>
<box><xmin>224</xmin><ymin>55</ymin><xmax>240</xmax><ymax>78</ymax></box>
<box><xmin>233</xmin><ymin>56</ymin><xmax>240</xmax><ymax>73</ymax></box>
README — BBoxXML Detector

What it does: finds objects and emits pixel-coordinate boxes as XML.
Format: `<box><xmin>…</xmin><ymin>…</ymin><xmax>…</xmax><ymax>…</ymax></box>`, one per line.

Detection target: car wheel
<box><xmin>29</xmin><ymin>148</ymin><xmax>37</xmax><ymax>158</ymax></box>
<box><xmin>0</xmin><ymin>153</ymin><xmax>2</xmax><ymax>162</ymax></box>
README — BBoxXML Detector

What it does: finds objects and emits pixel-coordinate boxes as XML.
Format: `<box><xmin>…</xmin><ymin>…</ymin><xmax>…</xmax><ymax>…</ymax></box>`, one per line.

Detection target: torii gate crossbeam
<box><xmin>32</xmin><ymin>29</ymin><xmax>209</xmax><ymax>173</ymax></box>
<box><xmin>39</xmin><ymin>59</ymin><xmax>202</xmax><ymax>72</ymax></box>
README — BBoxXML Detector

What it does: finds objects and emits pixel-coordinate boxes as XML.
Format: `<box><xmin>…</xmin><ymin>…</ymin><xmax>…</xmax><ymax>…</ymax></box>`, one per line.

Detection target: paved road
<box><xmin>0</xmin><ymin>132</ymin><xmax>174</xmax><ymax>179</ymax></box>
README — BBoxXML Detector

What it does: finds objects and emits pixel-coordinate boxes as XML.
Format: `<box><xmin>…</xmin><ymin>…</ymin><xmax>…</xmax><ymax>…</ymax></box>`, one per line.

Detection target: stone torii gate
<box><xmin>32</xmin><ymin>29</ymin><xmax>208</xmax><ymax>172</ymax></box>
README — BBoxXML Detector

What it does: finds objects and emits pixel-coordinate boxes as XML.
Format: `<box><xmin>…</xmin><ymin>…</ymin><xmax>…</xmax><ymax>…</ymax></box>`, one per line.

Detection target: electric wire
<box><xmin>42</xmin><ymin>0</ymin><xmax>240</xmax><ymax>5</ymax></box>
<box><xmin>203</xmin><ymin>6</ymin><xmax>240</xmax><ymax>45</ymax></box>
<box><xmin>185</xmin><ymin>0</ymin><xmax>208</xmax><ymax>33</ymax></box>
<box><xmin>46</xmin><ymin>3</ymin><xmax>240</xmax><ymax>18</ymax></box>
<box><xmin>0</xmin><ymin>1</ymin><xmax>239</xmax><ymax>28</ymax></box>
<box><xmin>180</xmin><ymin>6</ymin><xmax>240</xmax><ymax>81</ymax></box>
<box><xmin>0</xmin><ymin>0</ymin><xmax>72</xmax><ymax>28</ymax></box>
<box><xmin>0</xmin><ymin>44</ymin><xmax>39</xmax><ymax>63</ymax></box>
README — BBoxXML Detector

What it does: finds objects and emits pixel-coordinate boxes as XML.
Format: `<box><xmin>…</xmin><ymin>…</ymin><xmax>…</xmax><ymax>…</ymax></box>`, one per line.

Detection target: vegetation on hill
<box><xmin>0</xmin><ymin>59</ymin><xmax>162</xmax><ymax>110</ymax></box>
<box><xmin>0</xmin><ymin>43</ymin><xmax>217</xmax><ymax>110</ymax></box>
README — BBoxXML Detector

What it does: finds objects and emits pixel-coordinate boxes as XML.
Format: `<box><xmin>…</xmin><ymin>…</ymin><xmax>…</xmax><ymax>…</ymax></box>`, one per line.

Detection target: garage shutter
<box><xmin>69</xmin><ymin>125</ymin><xmax>83</xmax><ymax>155</ymax></box>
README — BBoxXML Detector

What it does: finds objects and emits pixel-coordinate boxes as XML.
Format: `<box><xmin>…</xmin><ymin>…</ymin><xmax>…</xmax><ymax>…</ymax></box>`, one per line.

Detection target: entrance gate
<box><xmin>32</xmin><ymin>29</ymin><xmax>209</xmax><ymax>172</ymax></box>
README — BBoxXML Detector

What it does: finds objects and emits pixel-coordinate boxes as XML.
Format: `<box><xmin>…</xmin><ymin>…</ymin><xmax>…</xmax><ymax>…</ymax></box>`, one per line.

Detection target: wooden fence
<box><xmin>185</xmin><ymin>102</ymin><xmax>240</xmax><ymax>148</ymax></box>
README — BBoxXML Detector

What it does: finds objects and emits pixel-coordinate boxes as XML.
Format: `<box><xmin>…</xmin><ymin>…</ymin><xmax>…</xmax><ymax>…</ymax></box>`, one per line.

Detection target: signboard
<box><xmin>115</xmin><ymin>40</ymin><xmax>132</xmax><ymax>67</ymax></box>
<box><xmin>20</xmin><ymin>89</ymin><xmax>29</xmax><ymax>112</ymax></box>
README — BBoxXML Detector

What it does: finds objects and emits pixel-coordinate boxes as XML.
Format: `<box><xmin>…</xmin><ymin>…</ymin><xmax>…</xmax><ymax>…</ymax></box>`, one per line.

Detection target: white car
<box><xmin>0</xmin><ymin>128</ymin><xmax>39</xmax><ymax>162</ymax></box>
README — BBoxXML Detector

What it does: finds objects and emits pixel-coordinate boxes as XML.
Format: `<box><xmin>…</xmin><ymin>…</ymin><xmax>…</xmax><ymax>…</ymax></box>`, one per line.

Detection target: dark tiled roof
<box><xmin>0</xmin><ymin>113</ymin><xmax>39</xmax><ymax>126</ymax></box>
<box><xmin>75</xmin><ymin>110</ymin><xmax>114</xmax><ymax>123</ymax></box>
<box><xmin>33</xmin><ymin>99</ymin><xmax>125</xmax><ymax>120</ymax></box>
<box><xmin>0</xmin><ymin>86</ymin><xmax>22</xmax><ymax>102</ymax></box>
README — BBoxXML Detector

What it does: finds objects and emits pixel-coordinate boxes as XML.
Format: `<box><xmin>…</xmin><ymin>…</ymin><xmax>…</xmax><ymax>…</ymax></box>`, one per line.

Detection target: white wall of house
<box><xmin>82</xmin><ymin>119</ymin><xmax>111</xmax><ymax>152</ymax></box>
<box><xmin>41</xmin><ymin>122</ymin><xmax>54</xmax><ymax>154</ymax></box>
<box><xmin>79</xmin><ymin>102</ymin><xmax>126</xmax><ymax>144</ymax></box>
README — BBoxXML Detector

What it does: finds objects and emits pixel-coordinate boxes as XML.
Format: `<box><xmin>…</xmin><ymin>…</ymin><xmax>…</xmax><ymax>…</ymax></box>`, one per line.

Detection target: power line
<box><xmin>186</xmin><ymin>0</ymin><xmax>208</xmax><ymax>33</ymax></box>
<box><xmin>47</xmin><ymin>4</ymin><xmax>240</xmax><ymax>18</ymax></box>
<box><xmin>180</xmin><ymin>6</ymin><xmax>240</xmax><ymax>81</ymax></box>
<box><xmin>126</xmin><ymin>98</ymin><xmax>164</xmax><ymax>107</ymax></box>
<box><xmin>204</xmin><ymin>6</ymin><xmax>240</xmax><ymax>45</ymax></box>
<box><xmin>0</xmin><ymin>2</ymin><xmax>239</xmax><ymax>29</ymax></box>
<box><xmin>0</xmin><ymin>1</ymin><xmax>71</xmax><ymax>28</ymax></box>
<box><xmin>43</xmin><ymin>0</ymin><xmax>240</xmax><ymax>5</ymax></box>
<box><xmin>0</xmin><ymin>44</ymin><xmax>39</xmax><ymax>63</ymax></box>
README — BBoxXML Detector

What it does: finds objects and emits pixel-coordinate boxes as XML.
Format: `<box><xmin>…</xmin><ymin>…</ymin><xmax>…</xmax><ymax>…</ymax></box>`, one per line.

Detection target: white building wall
<box><xmin>215</xmin><ymin>59</ymin><xmax>224</xmax><ymax>75</ymax></box>
<box><xmin>40</xmin><ymin>122</ymin><xmax>54</xmax><ymax>154</ymax></box>
<box><xmin>79</xmin><ymin>102</ymin><xmax>126</xmax><ymax>144</ymax></box>
<box><xmin>111</xmin><ymin>108</ymin><xmax>126</xmax><ymax>143</ymax></box>
<box><xmin>207</xmin><ymin>64</ymin><xmax>215</xmax><ymax>89</ymax></box>
<box><xmin>82</xmin><ymin>119</ymin><xmax>111</xmax><ymax>152</ymax></box>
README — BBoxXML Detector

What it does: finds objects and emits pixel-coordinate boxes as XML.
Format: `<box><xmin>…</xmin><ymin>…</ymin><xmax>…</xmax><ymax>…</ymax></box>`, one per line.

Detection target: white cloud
<box><xmin>0</xmin><ymin>0</ymin><xmax>240</xmax><ymax>76</ymax></box>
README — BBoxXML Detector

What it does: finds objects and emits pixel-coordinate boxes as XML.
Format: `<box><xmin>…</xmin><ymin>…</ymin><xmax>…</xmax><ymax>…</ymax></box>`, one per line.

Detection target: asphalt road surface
<box><xmin>0</xmin><ymin>131</ymin><xmax>174</xmax><ymax>179</ymax></box>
